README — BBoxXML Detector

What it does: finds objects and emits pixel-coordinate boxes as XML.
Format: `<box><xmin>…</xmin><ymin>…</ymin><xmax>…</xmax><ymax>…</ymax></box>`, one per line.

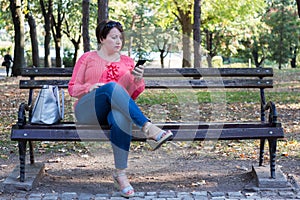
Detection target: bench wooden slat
<box><xmin>146</xmin><ymin>79</ymin><xmax>273</xmax><ymax>88</ymax></box>
<box><xmin>19</xmin><ymin>79</ymin><xmax>273</xmax><ymax>89</ymax></box>
<box><xmin>11</xmin><ymin>126</ymin><xmax>284</xmax><ymax>141</ymax></box>
<box><xmin>21</xmin><ymin>67</ymin><xmax>273</xmax><ymax>78</ymax></box>
<box><xmin>14</xmin><ymin>122</ymin><xmax>281</xmax><ymax>129</ymax></box>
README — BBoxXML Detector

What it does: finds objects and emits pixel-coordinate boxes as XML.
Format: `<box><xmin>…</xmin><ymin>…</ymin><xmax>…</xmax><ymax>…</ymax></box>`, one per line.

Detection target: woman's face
<box><xmin>101</xmin><ymin>27</ymin><xmax>123</xmax><ymax>54</ymax></box>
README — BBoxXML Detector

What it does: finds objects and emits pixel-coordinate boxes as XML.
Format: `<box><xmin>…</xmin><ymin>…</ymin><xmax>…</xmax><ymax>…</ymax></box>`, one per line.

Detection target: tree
<box><xmin>63</xmin><ymin>1</ymin><xmax>84</xmax><ymax>66</ymax></box>
<box><xmin>110</xmin><ymin>0</ymin><xmax>158</xmax><ymax>60</ymax></box>
<box><xmin>201</xmin><ymin>0</ymin><xmax>266</xmax><ymax>67</ymax></box>
<box><xmin>264</xmin><ymin>0</ymin><xmax>300</xmax><ymax>69</ymax></box>
<box><xmin>173</xmin><ymin>1</ymin><xmax>193</xmax><ymax>68</ymax></box>
<box><xmin>231</xmin><ymin>16</ymin><xmax>270</xmax><ymax>68</ymax></box>
<box><xmin>40</xmin><ymin>0</ymin><xmax>53</xmax><ymax>68</ymax></box>
<box><xmin>98</xmin><ymin>0</ymin><xmax>108</xmax><ymax>23</ymax></box>
<box><xmin>250</xmin><ymin>35</ymin><xmax>267</xmax><ymax>68</ymax></box>
<box><xmin>51</xmin><ymin>0</ymin><xmax>65</xmax><ymax>67</ymax></box>
<box><xmin>296</xmin><ymin>0</ymin><xmax>300</xmax><ymax>17</ymax></box>
<box><xmin>9</xmin><ymin>0</ymin><xmax>26</xmax><ymax>76</ymax></box>
<box><xmin>25</xmin><ymin>1</ymin><xmax>39</xmax><ymax>67</ymax></box>
<box><xmin>153</xmin><ymin>0</ymin><xmax>193</xmax><ymax>67</ymax></box>
<box><xmin>63</xmin><ymin>18</ymin><xmax>81</xmax><ymax>66</ymax></box>
<box><xmin>152</xmin><ymin>28</ymin><xmax>172</xmax><ymax>68</ymax></box>
<box><xmin>193</xmin><ymin>0</ymin><xmax>201</xmax><ymax>68</ymax></box>
<box><xmin>82</xmin><ymin>0</ymin><xmax>90</xmax><ymax>52</ymax></box>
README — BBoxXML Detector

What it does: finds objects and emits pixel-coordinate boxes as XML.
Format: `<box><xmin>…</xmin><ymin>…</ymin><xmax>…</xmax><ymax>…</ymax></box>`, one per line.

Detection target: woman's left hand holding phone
<box><xmin>132</xmin><ymin>65</ymin><xmax>145</xmax><ymax>81</ymax></box>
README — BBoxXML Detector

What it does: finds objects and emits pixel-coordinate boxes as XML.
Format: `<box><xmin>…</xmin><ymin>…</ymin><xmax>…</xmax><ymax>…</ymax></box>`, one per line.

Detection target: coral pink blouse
<box><xmin>68</xmin><ymin>51</ymin><xmax>145</xmax><ymax>104</ymax></box>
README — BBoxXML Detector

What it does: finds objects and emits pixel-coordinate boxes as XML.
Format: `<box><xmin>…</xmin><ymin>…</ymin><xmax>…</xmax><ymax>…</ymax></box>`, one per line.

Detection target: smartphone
<box><xmin>135</xmin><ymin>59</ymin><xmax>146</xmax><ymax>68</ymax></box>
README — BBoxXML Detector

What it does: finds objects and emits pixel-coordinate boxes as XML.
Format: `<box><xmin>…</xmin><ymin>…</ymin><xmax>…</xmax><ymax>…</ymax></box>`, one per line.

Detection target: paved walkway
<box><xmin>1</xmin><ymin>190</ymin><xmax>300</xmax><ymax>200</ymax></box>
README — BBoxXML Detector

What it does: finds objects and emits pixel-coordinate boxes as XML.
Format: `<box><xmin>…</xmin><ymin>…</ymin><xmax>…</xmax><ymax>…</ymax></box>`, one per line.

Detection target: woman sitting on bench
<box><xmin>68</xmin><ymin>20</ymin><xmax>173</xmax><ymax>198</ymax></box>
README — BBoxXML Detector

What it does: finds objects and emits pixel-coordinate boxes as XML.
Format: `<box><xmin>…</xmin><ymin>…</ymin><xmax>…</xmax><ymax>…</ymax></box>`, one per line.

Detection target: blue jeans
<box><xmin>74</xmin><ymin>82</ymin><xmax>149</xmax><ymax>169</ymax></box>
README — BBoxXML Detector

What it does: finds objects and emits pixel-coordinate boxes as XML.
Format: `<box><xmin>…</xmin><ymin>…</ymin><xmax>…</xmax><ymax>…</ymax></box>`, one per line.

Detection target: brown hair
<box><xmin>95</xmin><ymin>20</ymin><xmax>124</xmax><ymax>46</ymax></box>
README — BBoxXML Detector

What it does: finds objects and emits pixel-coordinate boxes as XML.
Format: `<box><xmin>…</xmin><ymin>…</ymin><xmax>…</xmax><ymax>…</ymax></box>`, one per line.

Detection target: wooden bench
<box><xmin>11</xmin><ymin>67</ymin><xmax>284</xmax><ymax>182</ymax></box>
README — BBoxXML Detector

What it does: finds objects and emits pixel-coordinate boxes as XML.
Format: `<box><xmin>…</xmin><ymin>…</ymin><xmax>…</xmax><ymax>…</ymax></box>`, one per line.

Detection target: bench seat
<box><xmin>12</xmin><ymin>122</ymin><xmax>283</xmax><ymax>141</ymax></box>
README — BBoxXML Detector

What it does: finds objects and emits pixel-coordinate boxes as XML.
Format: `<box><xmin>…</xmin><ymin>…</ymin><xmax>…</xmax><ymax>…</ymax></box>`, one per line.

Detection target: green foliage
<box><xmin>263</xmin><ymin>0</ymin><xmax>300</xmax><ymax>68</ymax></box>
<box><xmin>63</xmin><ymin>48</ymin><xmax>74</xmax><ymax>68</ymax></box>
<box><xmin>2</xmin><ymin>0</ymin><xmax>300</xmax><ymax>68</ymax></box>
<box><xmin>211</xmin><ymin>56</ymin><xmax>223</xmax><ymax>68</ymax></box>
<box><xmin>200</xmin><ymin>0</ymin><xmax>268</xmax><ymax>62</ymax></box>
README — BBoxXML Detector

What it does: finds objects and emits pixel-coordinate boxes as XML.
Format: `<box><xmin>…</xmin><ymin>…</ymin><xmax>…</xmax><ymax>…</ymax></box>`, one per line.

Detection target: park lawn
<box><xmin>137</xmin><ymin>90</ymin><xmax>300</xmax><ymax>104</ymax></box>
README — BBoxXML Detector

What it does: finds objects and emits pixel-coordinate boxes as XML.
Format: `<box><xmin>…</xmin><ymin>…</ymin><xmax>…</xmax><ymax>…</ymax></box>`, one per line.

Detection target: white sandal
<box><xmin>147</xmin><ymin>130</ymin><xmax>173</xmax><ymax>151</ymax></box>
<box><xmin>113</xmin><ymin>173</ymin><xmax>135</xmax><ymax>198</ymax></box>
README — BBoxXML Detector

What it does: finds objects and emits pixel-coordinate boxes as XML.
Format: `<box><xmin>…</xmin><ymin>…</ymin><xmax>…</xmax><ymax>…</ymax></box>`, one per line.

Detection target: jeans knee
<box><xmin>104</xmin><ymin>82</ymin><xmax>121</xmax><ymax>91</ymax></box>
<box><xmin>108</xmin><ymin>110</ymin><xmax>132</xmax><ymax>133</ymax></box>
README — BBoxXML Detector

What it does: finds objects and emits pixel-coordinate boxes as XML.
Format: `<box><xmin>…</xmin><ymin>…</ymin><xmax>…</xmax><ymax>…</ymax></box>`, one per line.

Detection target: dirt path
<box><xmin>1</xmin><ymin>140</ymin><xmax>299</xmax><ymax>195</ymax></box>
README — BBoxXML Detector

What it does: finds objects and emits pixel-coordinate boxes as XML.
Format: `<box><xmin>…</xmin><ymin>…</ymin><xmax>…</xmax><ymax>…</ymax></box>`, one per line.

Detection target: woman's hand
<box><xmin>132</xmin><ymin>65</ymin><xmax>144</xmax><ymax>81</ymax></box>
<box><xmin>89</xmin><ymin>83</ymin><xmax>105</xmax><ymax>92</ymax></box>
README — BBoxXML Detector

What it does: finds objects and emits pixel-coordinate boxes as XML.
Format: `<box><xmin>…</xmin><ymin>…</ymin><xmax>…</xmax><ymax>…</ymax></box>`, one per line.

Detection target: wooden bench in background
<box><xmin>11</xmin><ymin>67</ymin><xmax>284</xmax><ymax>182</ymax></box>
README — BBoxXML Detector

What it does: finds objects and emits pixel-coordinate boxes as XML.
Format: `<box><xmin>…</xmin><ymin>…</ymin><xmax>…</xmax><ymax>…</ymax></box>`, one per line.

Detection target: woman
<box><xmin>68</xmin><ymin>20</ymin><xmax>173</xmax><ymax>198</ymax></box>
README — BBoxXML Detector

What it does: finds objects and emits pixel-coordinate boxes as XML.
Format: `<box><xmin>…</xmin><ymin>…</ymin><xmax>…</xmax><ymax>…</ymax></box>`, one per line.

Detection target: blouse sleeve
<box><xmin>68</xmin><ymin>53</ymin><xmax>92</xmax><ymax>98</ymax></box>
<box><xmin>130</xmin><ymin>79</ymin><xmax>145</xmax><ymax>100</ymax></box>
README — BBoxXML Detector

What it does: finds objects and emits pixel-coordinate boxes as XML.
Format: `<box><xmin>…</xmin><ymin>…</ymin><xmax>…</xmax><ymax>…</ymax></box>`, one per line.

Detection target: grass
<box><xmin>137</xmin><ymin>90</ymin><xmax>300</xmax><ymax>104</ymax></box>
<box><xmin>137</xmin><ymin>68</ymin><xmax>300</xmax><ymax>105</ymax></box>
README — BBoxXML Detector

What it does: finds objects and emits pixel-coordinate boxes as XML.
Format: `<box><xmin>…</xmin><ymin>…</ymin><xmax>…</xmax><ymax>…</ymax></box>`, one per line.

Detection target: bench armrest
<box><xmin>264</xmin><ymin>101</ymin><xmax>280</xmax><ymax>127</ymax></box>
<box><xmin>17</xmin><ymin>103</ymin><xmax>30</xmax><ymax>128</ymax></box>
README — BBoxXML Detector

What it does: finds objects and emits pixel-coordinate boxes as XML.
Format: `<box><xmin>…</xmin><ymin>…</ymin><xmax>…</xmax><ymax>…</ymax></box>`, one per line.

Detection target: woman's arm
<box><xmin>68</xmin><ymin>53</ymin><xmax>93</xmax><ymax>98</ymax></box>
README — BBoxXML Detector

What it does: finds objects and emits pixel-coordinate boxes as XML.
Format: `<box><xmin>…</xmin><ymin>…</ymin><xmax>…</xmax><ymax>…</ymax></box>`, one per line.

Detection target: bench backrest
<box><xmin>20</xmin><ymin>67</ymin><xmax>273</xmax><ymax>89</ymax></box>
<box><xmin>19</xmin><ymin>67</ymin><xmax>274</xmax><ymax>122</ymax></box>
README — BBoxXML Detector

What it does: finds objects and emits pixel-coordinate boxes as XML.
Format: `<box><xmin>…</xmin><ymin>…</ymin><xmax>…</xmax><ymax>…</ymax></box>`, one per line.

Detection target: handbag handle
<box><xmin>60</xmin><ymin>89</ymin><xmax>64</xmax><ymax>119</ymax></box>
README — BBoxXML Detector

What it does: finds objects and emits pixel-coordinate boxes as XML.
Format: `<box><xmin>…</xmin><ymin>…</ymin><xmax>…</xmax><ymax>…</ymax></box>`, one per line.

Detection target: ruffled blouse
<box><xmin>68</xmin><ymin>51</ymin><xmax>145</xmax><ymax>103</ymax></box>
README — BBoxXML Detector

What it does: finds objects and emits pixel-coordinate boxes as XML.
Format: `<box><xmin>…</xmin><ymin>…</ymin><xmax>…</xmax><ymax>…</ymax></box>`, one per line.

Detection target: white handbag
<box><xmin>31</xmin><ymin>85</ymin><xmax>64</xmax><ymax>125</ymax></box>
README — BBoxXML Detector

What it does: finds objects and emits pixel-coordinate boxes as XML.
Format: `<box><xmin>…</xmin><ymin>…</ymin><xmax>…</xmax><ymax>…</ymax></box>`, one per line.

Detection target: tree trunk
<box><xmin>98</xmin><ymin>0</ymin><xmax>108</xmax><ymax>24</ymax></box>
<box><xmin>174</xmin><ymin>1</ymin><xmax>192</xmax><ymax>68</ymax></box>
<box><xmin>73</xmin><ymin>37</ymin><xmax>81</xmax><ymax>66</ymax></box>
<box><xmin>290</xmin><ymin>45</ymin><xmax>297</xmax><ymax>68</ymax></box>
<box><xmin>205</xmin><ymin>29</ymin><xmax>213</xmax><ymax>68</ymax></box>
<box><xmin>127</xmin><ymin>17</ymin><xmax>136</xmax><ymax>57</ymax></box>
<box><xmin>9</xmin><ymin>0</ymin><xmax>25</xmax><ymax>76</ymax></box>
<box><xmin>82</xmin><ymin>0</ymin><xmax>90</xmax><ymax>52</ymax></box>
<box><xmin>160</xmin><ymin>49</ymin><xmax>165</xmax><ymax>68</ymax></box>
<box><xmin>40</xmin><ymin>0</ymin><xmax>53</xmax><ymax>68</ymax></box>
<box><xmin>251</xmin><ymin>43</ymin><xmax>265</xmax><ymax>68</ymax></box>
<box><xmin>182</xmin><ymin>28</ymin><xmax>192</xmax><ymax>68</ymax></box>
<box><xmin>193</xmin><ymin>0</ymin><xmax>201</xmax><ymax>68</ymax></box>
<box><xmin>51</xmin><ymin>0</ymin><xmax>64</xmax><ymax>68</ymax></box>
<box><xmin>53</xmin><ymin>37</ymin><xmax>62</xmax><ymax>67</ymax></box>
<box><xmin>158</xmin><ymin>39</ymin><xmax>170</xmax><ymax>68</ymax></box>
<box><xmin>297</xmin><ymin>0</ymin><xmax>300</xmax><ymax>18</ymax></box>
<box><xmin>64</xmin><ymin>19</ymin><xmax>81</xmax><ymax>66</ymax></box>
<box><xmin>26</xmin><ymin>12</ymin><xmax>39</xmax><ymax>67</ymax></box>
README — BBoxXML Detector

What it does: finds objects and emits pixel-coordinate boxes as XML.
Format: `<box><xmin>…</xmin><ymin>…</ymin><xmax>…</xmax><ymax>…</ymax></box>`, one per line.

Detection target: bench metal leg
<box><xmin>259</xmin><ymin>139</ymin><xmax>265</xmax><ymax>166</ymax></box>
<box><xmin>18</xmin><ymin>140</ymin><xmax>27</xmax><ymax>182</ymax></box>
<box><xmin>268</xmin><ymin>138</ymin><xmax>277</xmax><ymax>179</ymax></box>
<box><xmin>29</xmin><ymin>141</ymin><xmax>35</xmax><ymax>164</ymax></box>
